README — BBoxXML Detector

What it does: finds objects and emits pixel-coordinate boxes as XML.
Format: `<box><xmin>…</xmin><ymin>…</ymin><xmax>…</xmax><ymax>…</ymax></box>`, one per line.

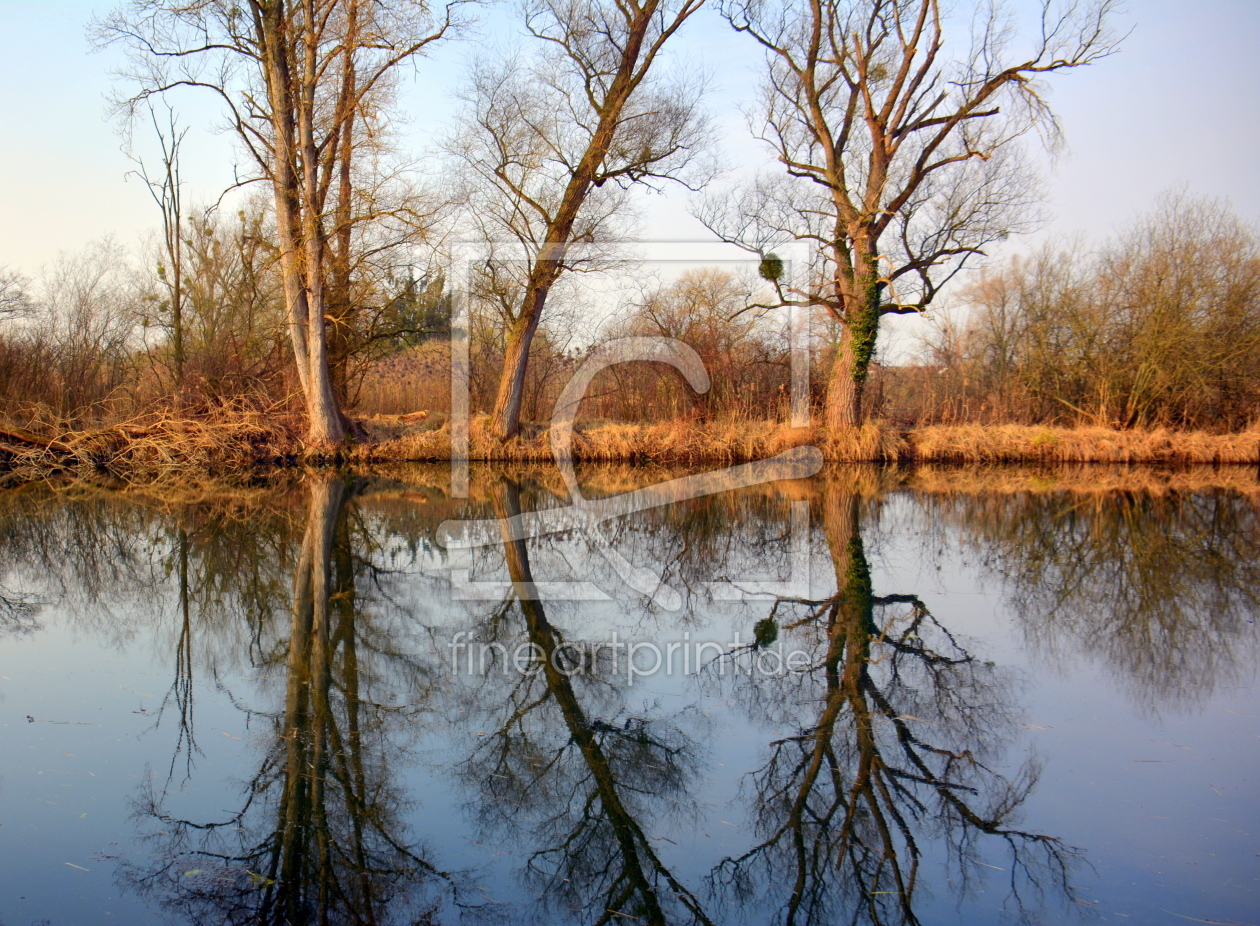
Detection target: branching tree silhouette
<box><xmin>702</xmin><ymin>0</ymin><xmax>1119</xmax><ymax>430</ymax></box>
<box><xmin>451</xmin><ymin>0</ymin><xmax>712</xmax><ymax>440</ymax></box>
<box><xmin>123</xmin><ymin>475</ymin><xmax>469</xmax><ymax>924</ymax></box>
<box><xmin>97</xmin><ymin>0</ymin><xmax>461</xmax><ymax>445</ymax></box>
<box><xmin>445</xmin><ymin>479</ymin><xmax>714</xmax><ymax>924</ymax></box>
<box><xmin>707</xmin><ymin>484</ymin><xmax>1077</xmax><ymax>924</ymax></box>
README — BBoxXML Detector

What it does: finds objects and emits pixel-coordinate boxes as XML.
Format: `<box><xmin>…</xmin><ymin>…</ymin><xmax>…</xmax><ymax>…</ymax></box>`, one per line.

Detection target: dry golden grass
<box><xmin>350</xmin><ymin>417</ymin><xmax>902</xmax><ymax>464</ymax></box>
<box><xmin>907</xmin><ymin>424</ymin><xmax>1260</xmax><ymax>464</ymax></box>
<box><xmin>3</xmin><ymin>412</ymin><xmax>1258</xmax><ymax>485</ymax></box>
<box><xmin>356</xmin><ymin>419</ymin><xmax>1259</xmax><ymax>465</ymax></box>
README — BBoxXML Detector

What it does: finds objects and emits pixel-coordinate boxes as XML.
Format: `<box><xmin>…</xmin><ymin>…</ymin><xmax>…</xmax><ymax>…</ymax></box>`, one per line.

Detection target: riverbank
<box><xmin>360</xmin><ymin>418</ymin><xmax>1260</xmax><ymax>466</ymax></box>
<box><xmin>2</xmin><ymin>413</ymin><xmax>1258</xmax><ymax>482</ymax></box>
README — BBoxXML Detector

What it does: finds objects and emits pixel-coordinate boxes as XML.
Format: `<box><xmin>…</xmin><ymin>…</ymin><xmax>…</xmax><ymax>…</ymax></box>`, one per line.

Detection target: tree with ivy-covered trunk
<box><xmin>706</xmin><ymin>0</ymin><xmax>1119</xmax><ymax>432</ymax></box>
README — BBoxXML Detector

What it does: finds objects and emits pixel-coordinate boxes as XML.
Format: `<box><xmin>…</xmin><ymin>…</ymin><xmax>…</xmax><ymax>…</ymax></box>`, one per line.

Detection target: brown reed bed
<box><xmin>2</xmin><ymin>411</ymin><xmax>1258</xmax><ymax>485</ymax></box>
<box><xmin>350</xmin><ymin>416</ymin><xmax>845</xmax><ymax>465</ymax></box>
<box><xmin>0</xmin><ymin>406</ymin><xmax>302</xmax><ymax>486</ymax></box>
<box><xmin>352</xmin><ymin>417</ymin><xmax>1259</xmax><ymax>465</ymax></box>
<box><xmin>906</xmin><ymin>424</ymin><xmax>1260</xmax><ymax>464</ymax></box>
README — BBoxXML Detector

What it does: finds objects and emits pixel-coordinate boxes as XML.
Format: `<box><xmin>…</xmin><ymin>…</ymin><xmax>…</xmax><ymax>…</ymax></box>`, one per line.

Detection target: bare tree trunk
<box><xmin>490</xmin><ymin>287</ymin><xmax>547</xmax><ymax>440</ymax></box>
<box><xmin>256</xmin><ymin>0</ymin><xmax>345</xmax><ymax>447</ymax></box>
<box><xmin>300</xmin><ymin>283</ymin><xmax>347</xmax><ymax>445</ymax></box>
<box><xmin>327</xmin><ymin>0</ymin><xmax>360</xmax><ymax>410</ymax></box>
<box><xmin>481</xmin><ymin>0</ymin><xmax>705</xmax><ymax>442</ymax></box>
<box><xmin>135</xmin><ymin>105</ymin><xmax>187</xmax><ymax>397</ymax></box>
<box><xmin>171</xmin><ymin>227</ymin><xmax>183</xmax><ymax>392</ymax></box>
<box><xmin>298</xmin><ymin>0</ymin><xmax>346</xmax><ymax>447</ymax></box>
<box><xmin>327</xmin><ymin>115</ymin><xmax>355</xmax><ymax>409</ymax></box>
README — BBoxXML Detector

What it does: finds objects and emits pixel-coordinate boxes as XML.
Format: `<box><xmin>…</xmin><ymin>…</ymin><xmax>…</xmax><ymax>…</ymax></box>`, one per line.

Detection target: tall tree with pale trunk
<box><xmin>97</xmin><ymin>0</ymin><xmax>459</xmax><ymax>446</ymax></box>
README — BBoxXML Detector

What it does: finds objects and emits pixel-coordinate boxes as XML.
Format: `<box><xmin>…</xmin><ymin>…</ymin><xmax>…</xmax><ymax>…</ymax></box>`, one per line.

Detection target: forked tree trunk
<box><xmin>257</xmin><ymin>0</ymin><xmax>346</xmax><ymax>449</ymax></box>
<box><xmin>270</xmin><ymin>196</ymin><xmax>346</xmax><ymax>447</ymax></box>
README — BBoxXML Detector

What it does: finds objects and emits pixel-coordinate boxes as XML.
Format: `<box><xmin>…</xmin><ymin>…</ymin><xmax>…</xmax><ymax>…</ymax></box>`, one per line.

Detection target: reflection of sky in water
<box><xmin>0</xmin><ymin>470</ymin><xmax>1257</xmax><ymax>925</ymax></box>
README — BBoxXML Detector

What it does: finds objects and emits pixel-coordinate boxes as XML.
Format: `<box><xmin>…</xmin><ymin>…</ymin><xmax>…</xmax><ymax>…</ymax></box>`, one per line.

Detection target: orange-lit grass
<box><xmin>908</xmin><ymin>424</ymin><xmax>1260</xmax><ymax>464</ymax></box>
<box><xmin>4</xmin><ymin>412</ymin><xmax>1258</xmax><ymax>485</ymax></box>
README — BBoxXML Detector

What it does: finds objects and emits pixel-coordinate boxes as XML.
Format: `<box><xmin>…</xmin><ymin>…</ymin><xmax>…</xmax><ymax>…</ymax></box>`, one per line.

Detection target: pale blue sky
<box><xmin>1</xmin><ymin>0</ymin><xmax>1257</xmax><ymax>280</ymax></box>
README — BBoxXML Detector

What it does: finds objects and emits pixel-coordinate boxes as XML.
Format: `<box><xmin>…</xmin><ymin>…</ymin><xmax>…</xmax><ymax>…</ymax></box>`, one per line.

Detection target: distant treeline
<box><xmin>1</xmin><ymin>193</ymin><xmax>1258</xmax><ymax>435</ymax></box>
<box><xmin>0</xmin><ymin>206</ymin><xmax>450</xmax><ymax>426</ymax></box>
<box><xmin>879</xmin><ymin>193</ymin><xmax>1260</xmax><ymax>431</ymax></box>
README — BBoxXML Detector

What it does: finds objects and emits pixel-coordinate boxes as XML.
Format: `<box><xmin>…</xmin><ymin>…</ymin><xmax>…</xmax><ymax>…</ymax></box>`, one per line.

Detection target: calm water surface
<box><xmin>1</xmin><ymin>465</ymin><xmax>1257</xmax><ymax>925</ymax></box>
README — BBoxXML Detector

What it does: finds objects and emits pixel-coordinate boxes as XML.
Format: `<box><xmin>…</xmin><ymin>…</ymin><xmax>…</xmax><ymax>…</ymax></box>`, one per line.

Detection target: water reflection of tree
<box><xmin>709</xmin><ymin>485</ymin><xmax>1075</xmax><ymax>926</ymax></box>
<box><xmin>13</xmin><ymin>470</ymin><xmax>1253</xmax><ymax>922</ymax></box>
<box><xmin>124</xmin><ymin>474</ymin><xmax>461</xmax><ymax>925</ymax></box>
<box><xmin>0</xmin><ymin>482</ymin><xmax>301</xmax><ymax>655</ymax></box>
<box><xmin>0</xmin><ymin>584</ymin><xmax>40</xmax><ymax>636</ymax></box>
<box><xmin>453</xmin><ymin>479</ymin><xmax>713</xmax><ymax>925</ymax></box>
<box><xmin>934</xmin><ymin>490</ymin><xmax>1260</xmax><ymax>708</ymax></box>
<box><xmin>0</xmin><ymin>486</ymin><xmax>160</xmax><ymax>637</ymax></box>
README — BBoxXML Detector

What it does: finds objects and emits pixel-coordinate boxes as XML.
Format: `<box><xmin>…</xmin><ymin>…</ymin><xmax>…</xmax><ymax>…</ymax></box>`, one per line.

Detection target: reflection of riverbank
<box><xmin>2</xmin><ymin>459</ymin><xmax>1256</xmax><ymax>526</ymax></box>
<box><xmin>353</xmin><ymin>459</ymin><xmax>1260</xmax><ymax>504</ymax></box>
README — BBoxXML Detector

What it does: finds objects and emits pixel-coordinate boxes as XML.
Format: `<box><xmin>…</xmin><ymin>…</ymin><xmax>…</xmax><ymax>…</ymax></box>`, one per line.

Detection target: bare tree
<box><xmin>0</xmin><ymin>268</ymin><xmax>32</xmax><ymax>326</ymax></box>
<box><xmin>937</xmin><ymin>193</ymin><xmax>1260</xmax><ymax>429</ymax></box>
<box><xmin>703</xmin><ymin>0</ymin><xmax>1119</xmax><ymax>430</ymax></box>
<box><xmin>96</xmin><ymin>0</ymin><xmax>461</xmax><ymax>446</ymax></box>
<box><xmin>606</xmin><ymin>268</ymin><xmax>783</xmax><ymax>419</ymax></box>
<box><xmin>37</xmin><ymin>240</ymin><xmax>144</xmax><ymax>419</ymax></box>
<box><xmin>450</xmin><ymin>0</ymin><xmax>713</xmax><ymax>440</ymax></box>
<box><xmin>177</xmin><ymin>202</ymin><xmax>291</xmax><ymax>400</ymax></box>
<box><xmin>128</xmin><ymin>101</ymin><xmax>188</xmax><ymax>391</ymax></box>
